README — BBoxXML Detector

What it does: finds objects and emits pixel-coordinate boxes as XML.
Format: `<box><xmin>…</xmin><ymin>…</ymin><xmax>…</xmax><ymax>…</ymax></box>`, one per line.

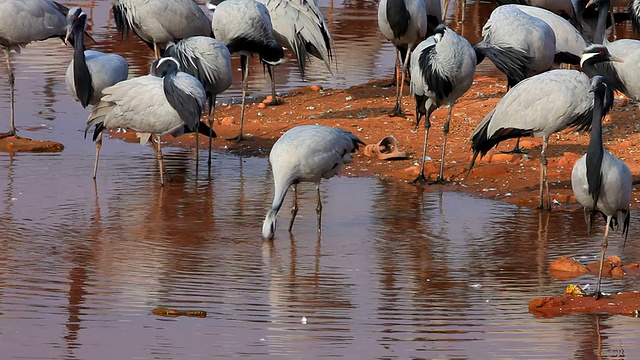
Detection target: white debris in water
<box><xmin>469</xmin><ymin>284</ymin><xmax>482</xmax><ymax>289</ymax></box>
<box><xmin>553</xmin><ymin>199</ymin><xmax>561</xmax><ymax>205</ymax></box>
<box><xmin>301</xmin><ymin>316</ymin><xmax>308</xmax><ymax>324</ymax></box>
<box><xmin>345</xmin><ymin>96</ymin><xmax>353</xmax><ymax>101</ymax></box>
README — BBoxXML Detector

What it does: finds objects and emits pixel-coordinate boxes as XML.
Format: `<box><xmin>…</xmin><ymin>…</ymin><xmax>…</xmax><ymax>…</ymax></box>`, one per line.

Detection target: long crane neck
<box><xmin>585</xmin><ymin>91</ymin><xmax>605</xmax><ymax>204</ymax></box>
<box><xmin>73</xmin><ymin>22</ymin><xmax>93</xmax><ymax>108</ymax></box>
<box><xmin>593</xmin><ymin>2</ymin><xmax>610</xmax><ymax>45</ymax></box>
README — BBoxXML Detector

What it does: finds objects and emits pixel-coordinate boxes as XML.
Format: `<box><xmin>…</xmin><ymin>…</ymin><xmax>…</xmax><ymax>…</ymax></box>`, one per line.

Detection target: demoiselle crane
<box><xmin>86</xmin><ymin>58</ymin><xmax>206</xmax><ymax>185</ymax></box>
<box><xmin>262</xmin><ymin>125</ymin><xmax>364</xmax><ymax>241</ymax></box>
<box><xmin>514</xmin><ymin>5</ymin><xmax>588</xmax><ymax>65</ymax></box>
<box><xmin>165</xmin><ymin>37</ymin><xmax>232</xmax><ymax>170</ymax></box>
<box><xmin>112</xmin><ymin>0</ymin><xmax>211</xmax><ymax>59</ymax></box>
<box><xmin>581</xmin><ymin>0</ymin><xmax>640</xmax><ymax>101</ymax></box>
<box><xmin>0</xmin><ymin>0</ymin><xmax>69</xmax><ymax>138</ymax></box>
<box><xmin>466</xmin><ymin>45</ymin><xmax>622</xmax><ymax>210</ymax></box>
<box><xmin>409</xmin><ymin>25</ymin><xmax>477</xmax><ymax>184</ymax></box>
<box><xmin>378</xmin><ymin>0</ymin><xmax>428</xmax><ymax>117</ymax></box>
<box><xmin>64</xmin><ymin>8</ymin><xmax>129</xmax><ymax>179</ymax></box>
<box><xmin>255</xmin><ymin>0</ymin><xmax>333</xmax><ymax>105</ymax></box>
<box><xmin>474</xmin><ymin>4</ymin><xmax>556</xmax><ymax>153</ymax></box>
<box><xmin>209</xmin><ymin>0</ymin><xmax>285</xmax><ymax>142</ymax></box>
<box><xmin>571</xmin><ymin>75</ymin><xmax>631</xmax><ymax>300</ymax></box>
<box><xmin>474</xmin><ymin>5</ymin><xmax>556</xmax><ymax>89</ymax></box>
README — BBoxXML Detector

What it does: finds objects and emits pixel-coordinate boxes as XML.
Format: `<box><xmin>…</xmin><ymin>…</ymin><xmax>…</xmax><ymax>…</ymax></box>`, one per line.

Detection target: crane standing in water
<box><xmin>262</xmin><ymin>125</ymin><xmax>364</xmax><ymax>241</ymax></box>
<box><xmin>571</xmin><ymin>76</ymin><xmax>631</xmax><ymax>300</ymax></box>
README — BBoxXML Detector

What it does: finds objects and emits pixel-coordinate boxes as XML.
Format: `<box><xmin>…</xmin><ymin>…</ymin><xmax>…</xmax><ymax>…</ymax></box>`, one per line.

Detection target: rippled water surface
<box><xmin>2</xmin><ymin>0</ymin><xmax>640</xmax><ymax>358</ymax></box>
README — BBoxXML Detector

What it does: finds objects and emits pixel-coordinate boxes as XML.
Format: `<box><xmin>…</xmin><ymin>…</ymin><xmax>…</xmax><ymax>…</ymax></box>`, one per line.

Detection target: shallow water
<box><xmin>2</xmin><ymin>153</ymin><xmax>640</xmax><ymax>358</ymax></box>
<box><xmin>2</xmin><ymin>0</ymin><xmax>640</xmax><ymax>358</ymax></box>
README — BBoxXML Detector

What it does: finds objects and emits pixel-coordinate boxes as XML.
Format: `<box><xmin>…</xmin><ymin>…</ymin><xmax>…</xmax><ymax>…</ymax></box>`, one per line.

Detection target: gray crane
<box><xmin>86</xmin><ymin>58</ymin><xmax>206</xmax><ymax>185</ymax></box>
<box><xmin>210</xmin><ymin>0</ymin><xmax>285</xmax><ymax>142</ymax></box>
<box><xmin>467</xmin><ymin>45</ymin><xmax>622</xmax><ymax>210</ymax></box>
<box><xmin>581</xmin><ymin>0</ymin><xmax>640</xmax><ymax>101</ymax></box>
<box><xmin>571</xmin><ymin>76</ymin><xmax>631</xmax><ymax>300</ymax></box>
<box><xmin>474</xmin><ymin>5</ymin><xmax>556</xmax><ymax>89</ymax></box>
<box><xmin>0</xmin><ymin>0</ymin><xmax>69</xmax><ymax>138</ymax></box>
<box><xmin>112</xmin><ymin>0</ymin><xmax>211</xmax><ymax>59</ymax></box>
<box><xmin>64</xmin><ymin>8</ymin><xmax>129</xmax><ymax>179</ymax></box>
<box><xmin>256</xmin><ymin>0</ymin><xmax>333</xmax><ymax>105</ymax></box>
<box><xmin>378</xmin><ymin>0</ymin><xmax>428</xmax><ymax>117</ymax></box>
<box><xmin>409</xmin><ymin>25</ymin><xmax>477</xmax><ymax>184</ymax></box>
<box><xmin>514</xmin><ymin>5</ymin><xmax>588</xmax><ymax>66</ymax></box>
<box><xmin>474</xmin><ymin>4</ymin><xmax>556</xmax><ymax>154</ymax></box>
<box><xmin>495</xmin><ymin>0</ymin><xmax>577</xmax><ymax>18</ymax></box>
<box><xmin>262</xmin><ymin>125</ymin><xmax>364</xmax><ymax>241</ymax></box>
<box><xmin>164</xmin><ymin>37</ymin><xmax>233</xmax><ymax>170</ymax></box>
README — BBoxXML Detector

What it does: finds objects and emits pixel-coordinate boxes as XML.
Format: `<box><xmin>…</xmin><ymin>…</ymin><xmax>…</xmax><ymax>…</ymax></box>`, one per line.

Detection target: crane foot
<box><xmin>388</xmin><ymin>105</ymin><xmax>405</xmax><ymax>118</ymax></box>
<box><xmin>500</xmin><ymin>147</ymin><xmax>529</xmax><ymax>154</ymax></box>
<box><xmin>429</xmin><ymin>177</ymin><xmax>449</xmax><ymax>185</ymax></box>
<box><xmin>226</xmin><ymin>133</ymin><xmax>245</xmax><ymax>143</ymax></box>
<box><xmin>0</xmin><ymin>130</ymin><xmax>17</xmax><ymax>139</ymax></box>
<box><xmin>409</xmin><ymin>173</ymin><xmax>428</xmax><ymax>184</ymax></box>
<box><xmin>264</xmin><ymin>97</ymin><xmax>282</xmax><ymax>106</ymax></box>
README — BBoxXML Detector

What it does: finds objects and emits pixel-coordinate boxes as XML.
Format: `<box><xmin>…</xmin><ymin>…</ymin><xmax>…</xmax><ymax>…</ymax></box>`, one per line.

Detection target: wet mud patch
<box><xmin>0</xmin><ymin>136</ymin><xmax>64</xmax><ymax>153</ymax></box>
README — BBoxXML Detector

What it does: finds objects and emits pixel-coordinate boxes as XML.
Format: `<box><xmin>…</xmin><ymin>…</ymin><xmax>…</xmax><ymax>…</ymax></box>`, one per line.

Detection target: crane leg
<box><xmin>432</xmin><ymin>105</ymin><xmax>452</xmax><ymax>184</ymax></box>
<box><xmin>195</xmin><ymin>128</ymin><xmax>200</xmax><ymax>176</ymax></box>
<box><xmin>288</xmin><ymin>184</ymin><xmax>298</xmax><ymax>232</ymax></box>
<box><xmin>152</xmin><ymin>135</ymin><xmax>172</xmax><ymax>185</ymax></box>
<box><xmin>156</xmin><ymin>135</ymin><xmax>165</xmax><ymax>186</ymax></box>
<box><xmin>265</xmin><ymin>65</ymin><xmax>281</xmax><ymax>106</ymax></box>
<box><xmin>315</xmin><ymin>184</ymin><xmax>322</xmax><ymax>233</ymax></box>
<box><xmin>93</xmin><ymin>131</ymin><xmax>103</xmax><ymax>179</ymax></box>
<box><xmin>208</xmin><ymin>94</ymin><xmax>216</xmax><ymax>176</ymax></box>
<box><xmin>610</xmin><ymin>11</ymin><xmax>616</xmax><ymax>40</ymax></box>
<box><xmin>382</xmin><ymin>51</ymin><xmax>400</xmax><ymax>88</ymax></box>
<box><xmin>594</xmin><ymin>215</ymin><xmax>612</xmax><ymax>300</ymax></box>
<box><xmin>537</xmin><ymin>137</ymin><xmax>551</xmax><ymax>211</ymax></box>
<box><xmin>410</xmin><ymin>117</ymin><xmax>431</xmax><ymax>184</ymax></box>
<box><xmin>0</xmin><ymin>51</ymin><xmax>17</xmax><ymax>139</ymax></box>
<box><xmin>390</xmin><ymin>46</ymin><xmax>411</xmax><ymax>117</ymax></box>
<box><xmin>228</xmin><ymin>55</ymin><xmax>249</xmax><ymax>142</ymax></box>
<box><xmin>501</xmin><ymin>137</ymin><xmax>529</xmax><ymax>154</ymax></box>
<box><xmin>154</xmin><ymin>43</ymin><xmax>160</xmax><ymax>60</ymax></box>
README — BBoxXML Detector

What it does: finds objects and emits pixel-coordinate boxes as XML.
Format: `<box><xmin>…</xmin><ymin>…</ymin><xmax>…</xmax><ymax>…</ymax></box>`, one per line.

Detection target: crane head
<box><xmin>65</xmin><ymin>9</ymin><xmax>86</xmax><ymax>46</ymax></box>
<box><xmin>151</xmin><ymin>58</ymin><xmax>181</xmax><ymax>78</ymax></box>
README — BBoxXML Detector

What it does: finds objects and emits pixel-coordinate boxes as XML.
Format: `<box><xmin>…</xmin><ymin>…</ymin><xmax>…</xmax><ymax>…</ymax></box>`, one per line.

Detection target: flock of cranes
<box><xmin>0</xmin><ymin>0</ymin><xmax>639</xmax><ymax>297</ymax></box>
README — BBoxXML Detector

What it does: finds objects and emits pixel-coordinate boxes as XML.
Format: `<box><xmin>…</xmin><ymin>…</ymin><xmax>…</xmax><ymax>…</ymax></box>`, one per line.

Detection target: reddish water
<box><xmin>1</xmin><ymin>0</ymin><xmax>640</xmax><ymax>359</ymax></box>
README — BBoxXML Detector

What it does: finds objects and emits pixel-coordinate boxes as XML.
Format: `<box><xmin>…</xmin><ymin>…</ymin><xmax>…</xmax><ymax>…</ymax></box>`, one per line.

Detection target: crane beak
<box><xmin>610</xmin><ymin>54</ymin><xmax>624</xmax><ymax>63</ymax></box>
<box><xmin>64</xmin><ymin>30</ymin><xmax>72</xmax><ymax>46</ymax></box>
<box><xmin>585</xmin><ymin>0</ymin><xmax>596</xmax><ymax>8</ymax></box>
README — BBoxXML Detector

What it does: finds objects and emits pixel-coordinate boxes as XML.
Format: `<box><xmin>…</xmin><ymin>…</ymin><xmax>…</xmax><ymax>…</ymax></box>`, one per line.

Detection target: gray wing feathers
<box><xmin>260</xmin><ymin>0</ymin><xmax>333</xmax><ymax>73</ymax></box>
<box><xmin>409</xmin><ymin>38</ymin><xmax>435</xmax><ymax>97</ymax></box>
<box><xmin>485</xmin><ymin>70</ymin><xmax>592</xmax><ymax>137</ymax></box>
<box><xmin>212</xmin><ymin>0</ymin><xmax>276</xmax><ymax>45</ymax></box>
<box><xmin>168</xmin><ymin>38</ymin><xmax>232</xmax><ymax>95</ymax></box>
<box><xmin>163</xmin><ymin>72</ymin><xmax>206</xmax><ymax>132</ymax></box>
<box><xmin>0</xmin><ymin>0</ymin><xmax>66</xmax><ymax>50</ymax></box>
<box><xmin>515</xmin><ymin>5</ymin><xmax>586</xmax><ymax>57</ymax></box>
<box><xmin>113</xmin><ymin>0</ymin><xmax>210</xmax><ymax>45</ymax></box>
<box><xmin>86</xmin><ymin>76</ymin><xmax>185</xmax><ymax>136</ymax></box>
<box><xmin>66</xmin><ymin>51</ymin><xmax>129</xmax><ymax>105</ymax></box>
